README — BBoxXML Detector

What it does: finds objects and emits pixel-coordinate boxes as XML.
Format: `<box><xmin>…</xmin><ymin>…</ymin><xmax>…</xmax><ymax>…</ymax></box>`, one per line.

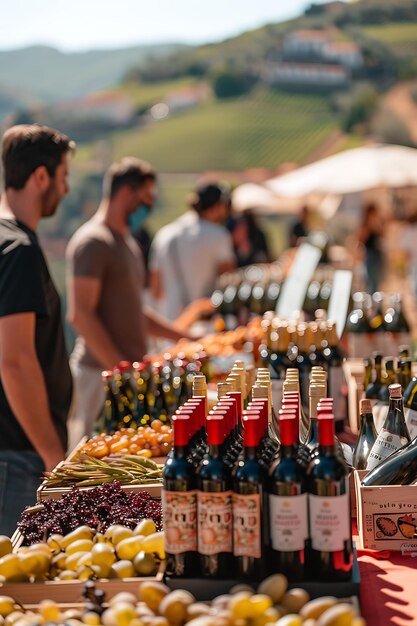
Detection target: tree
<box><xmin>211</xmin><ymin>68</ymin><xmax>256</xmax><ymax>99</ymax></box>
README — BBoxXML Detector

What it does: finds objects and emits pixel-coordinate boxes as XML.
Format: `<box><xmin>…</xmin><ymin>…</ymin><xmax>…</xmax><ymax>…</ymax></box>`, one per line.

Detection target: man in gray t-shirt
<box><xmin>66</xmin><ymin>158</ymin><xmax>188</xmax><ymax>448</ymax></box>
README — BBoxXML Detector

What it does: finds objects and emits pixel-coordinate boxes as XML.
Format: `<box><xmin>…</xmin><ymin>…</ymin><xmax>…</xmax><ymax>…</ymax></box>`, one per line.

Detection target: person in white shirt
<box><xmin>400</xmin><ymin>215</ymin><xmax>417</xmax><ymax>300</ymax></box>
<box><xmin>149</xmin><ymin>182</ymin><xmax>236</xmax><ymax>320</ymax></box>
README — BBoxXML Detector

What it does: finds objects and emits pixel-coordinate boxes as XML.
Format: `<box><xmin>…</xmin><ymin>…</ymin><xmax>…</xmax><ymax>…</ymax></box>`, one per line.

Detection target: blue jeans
<box><xmin>0</xmin><ymin>451</ymin><xmax>44</xmax><ymax>536</ymax></box>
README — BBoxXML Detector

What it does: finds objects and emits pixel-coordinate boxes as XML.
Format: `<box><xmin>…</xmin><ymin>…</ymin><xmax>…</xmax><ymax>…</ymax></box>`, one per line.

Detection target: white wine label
<box><xmin>405</xmin><ymin>408</ymin><xmax>417</xmax><ymax>440</ymax></box>
<box><xmin>269</xmin><ymin>493</ymin><xmax>308</xmax><ymax>552</ymax></box>
<box><xmin>372</xmin><ymin>402</ymin><xmax>389</xmax><ymax>432</ymax></box>
<box><xmin>366</xmin><ymin>428</ymin><xmax>409</xmax><ymax>470</ymax></box>
<box><xmin>270</xmin><ymin>379</ymin><xmax>284</xmax><ymax>414</ymax></box>
<box><xmin>309</xmin><ymin>493</ymin><xmax>350</xmax><ymax>552</ymax></box>
<box><xmin>198</xmin><ymin>491</ymin><xmax>233</xmax><ymax>555</ymax></box>
<box><xmin>329</xmin><ymin>365</ymin><xmax>347</xmax><ymax>423</ymax></box>
<box><xmin>233</xmin><ymin>493</ymin><xmax>262</xmax><ymax>558</ymax></box>
<box><xmin>163</xmin><ymin>490</ymin><xmax>197</xmax><ymax>554</ymax></box>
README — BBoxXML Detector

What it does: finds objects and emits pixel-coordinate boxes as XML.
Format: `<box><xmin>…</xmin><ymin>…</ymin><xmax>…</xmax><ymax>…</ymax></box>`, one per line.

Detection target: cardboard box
<box><xmin>355</xmin><ymin>470</ymin><xmax>417</xmax><ymax>552</ymax></box>
<box><xmin>350</xmin><ymin>469</ymin><xmax>367</xmax><ymax>518</ymax></box>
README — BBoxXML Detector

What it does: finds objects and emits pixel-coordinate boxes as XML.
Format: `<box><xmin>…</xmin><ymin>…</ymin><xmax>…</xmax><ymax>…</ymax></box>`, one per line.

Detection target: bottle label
<box><xmin>309</xmin><ymin>492</ymin><xmax>350</xmax><ymax>551</ymax></box>
<box><xmin>366</xmin><ymin>428</ymin><xmax>409</xmax><ymax>470</ymax></box>
<box><xmin>270</xmin><ymin>379</ymin><xmax>283</xmax><ymax>413</ymax></box>
<box><xmin>198</xmin><ymin>491</ymin><xmax>233</xmax><ymax>555</ymax></box>
<box><xmin>269</xmin><ymin>493</ymin><xmax>308</xmax><ymax>552</ymax></box>
<box><xmin>405</xmin><ymin>408</ymin><xmax>417</xmax><ymax>440</ymax></box>
<box><xmin>329</xmin><ymin>365</ymin><xmax>347</xmax><ymax>423</ymax></box>
<box><xmin>162</xmin><ymin>490</ymin><xmax>197</xmax><ymax>554</ymax></box>
<box><xmin>232</xmin><ymin>493</ymin><xmax>262</xmax><ymax>558</ymax></box>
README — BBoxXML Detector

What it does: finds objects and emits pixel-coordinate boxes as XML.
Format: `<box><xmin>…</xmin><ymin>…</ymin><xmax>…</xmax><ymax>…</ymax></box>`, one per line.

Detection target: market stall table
<box><xmin>354</xmin><ymin>522</ymin><xmax>417</xmax><ymax>625</ymax></box>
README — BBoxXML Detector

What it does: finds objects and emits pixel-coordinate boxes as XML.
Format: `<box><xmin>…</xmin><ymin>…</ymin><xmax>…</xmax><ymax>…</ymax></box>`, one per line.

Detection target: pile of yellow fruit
<box><xmin>0</xmin><ymin>574</ymin><xmax>364</xmax><ymax>626</ymax></box>
<box><xmin>0</xmin><ymin>520</ymin><xmax>164</xmax><ymax>583</ymax></box>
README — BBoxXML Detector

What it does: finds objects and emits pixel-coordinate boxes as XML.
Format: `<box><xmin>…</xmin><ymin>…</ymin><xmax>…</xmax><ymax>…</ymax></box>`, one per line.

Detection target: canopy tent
<box><xmin>231</xmin><ymin>182</ymin><xmax>341</xmax><ymax>219</ymax></box>
<box><xmin>231</xmin><ymin>182</ymin><xmax>304</xmax><ymax>214</ymax></box>
<box><xmin>266</xmin><ymin>144</ymin><xmax>417</xmax><ymax>197</ymax></box>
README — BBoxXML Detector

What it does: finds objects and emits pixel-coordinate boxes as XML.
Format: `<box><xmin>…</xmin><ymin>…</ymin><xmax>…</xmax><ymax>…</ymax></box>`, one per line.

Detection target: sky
<box><xmin>0</xmin><ymin>0</ymin><xmax>337</xmax><ymax>52</ymax></box>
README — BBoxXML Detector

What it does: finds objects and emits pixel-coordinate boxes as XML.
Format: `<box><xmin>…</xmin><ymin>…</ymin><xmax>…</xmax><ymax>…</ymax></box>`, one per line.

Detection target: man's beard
<box><xmin>41</xmin><ymin>181</ymin><xmax>60</xmax><ymax>218</ymax></box>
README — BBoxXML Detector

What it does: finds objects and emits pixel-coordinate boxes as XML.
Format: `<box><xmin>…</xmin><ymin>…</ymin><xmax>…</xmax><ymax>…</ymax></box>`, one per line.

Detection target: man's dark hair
<box><xmin>103</xmin><ymin>157</ymin><xmax>156</xmax><ymax>199</ymax></box>
<box><xmin>188</xmin><ymin>182</ymin><xmax>230</xmax><ymax>214</ymax></box>
<box><xmin>2</xmin><ymin>124</ymin><xmax>75</xmax><ymax>190</ymax></box>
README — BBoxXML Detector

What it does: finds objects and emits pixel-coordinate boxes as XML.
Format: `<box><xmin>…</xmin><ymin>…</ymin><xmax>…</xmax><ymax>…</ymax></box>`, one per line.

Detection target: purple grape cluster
<box><xmin>18</xmin><ymin>481</ymin><xmax>162</xmax><ymax>545</ymax></box>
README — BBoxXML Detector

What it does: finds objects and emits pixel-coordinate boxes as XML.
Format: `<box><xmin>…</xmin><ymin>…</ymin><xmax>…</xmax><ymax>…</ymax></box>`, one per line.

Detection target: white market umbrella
<box><xmin>266</xmin><ymin>144</ymin><xmax>417</xmax><ymax>197</ymax></box>
<box><xmin>231</xmin><ymin>182</ymin><xmax>311</xmax><ymax>215</ymax></box>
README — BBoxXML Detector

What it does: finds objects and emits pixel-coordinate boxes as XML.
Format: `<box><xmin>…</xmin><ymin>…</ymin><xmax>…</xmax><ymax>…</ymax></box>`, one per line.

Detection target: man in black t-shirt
<box><xmin>0</xmin><ymin>124</ymin><xmax>75</xmax><ymax>534</ymax></box>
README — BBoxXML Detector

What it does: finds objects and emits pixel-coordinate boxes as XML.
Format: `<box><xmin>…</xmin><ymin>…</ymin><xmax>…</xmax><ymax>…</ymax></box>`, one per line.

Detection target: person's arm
<box><xmin>67</xmin><ymin>275</ymin><xmax>123</xmax><ymax>370</ymax></box>
<box><xmin>149</xmin><ymin>268</ymin><xmax>163</xmax><ymax>301</ymax></box>
<box><xmin>217</xmin><ymin>259</ymin><xmax>236</xmax><ymax>275</ymax></box>
<box><xmin>216</xmin><ymin>230</ymin><xmax>236</xmax><ymax>276</ymax></box>
<box><xmin>0</xmin><ymin>313</ymin><xmax>64</xmax><ymax>471</ymax></box>
<box><xmin>143</xmin><ymin>305</ymin><xmax>194</xmax><ymax>342</ymax></box>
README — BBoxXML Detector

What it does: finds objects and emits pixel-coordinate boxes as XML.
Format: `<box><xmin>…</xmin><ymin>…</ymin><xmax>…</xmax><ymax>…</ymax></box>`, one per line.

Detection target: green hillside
<box><xmin>0</xmin><ymin>43</ymin><xmax>190</xmax><ymax>104</ymax></box>
<box><xmin>86</xmin><ymin>88</ymin><xmax>336</xmax><ymax>172</ymax></box>
<box><xmin>361</xmin><ymin>22</ymin><xmax>417</xmax><ymax>56</ymax></box>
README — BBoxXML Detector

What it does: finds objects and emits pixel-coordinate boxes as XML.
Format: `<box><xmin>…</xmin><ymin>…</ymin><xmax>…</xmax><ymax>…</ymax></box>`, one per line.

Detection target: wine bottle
<box><xmin>163</xmin><ymin>415</ymin><xmax>198</xmax><ymax>577</ymax></box>
<box><xmin>267</xmin><ymin>414</ymin><xmax>308</xmax><ymax>582</ymax></box>
<box><xmin>294</xmin><ymin>324</ymin><xmax>313</xmax><ymax>417</ymax></box>
<box><xmin>362</xmin><ymin>432</ymin><xmax>417</xmax><ymax>486</ymax></box>
<box><xmin>95</xmin><ymin>371</ymin><xmax>118</xmax><ymax>433</ymax></box>
<box><xmin>347</xmin><ymin>292</ymin><xmax>373</xmax><ymax>357</ymax></box>
<box><xmin>307</xmin><ymin>412</ymin><xmax>353</xmax><ymax>582</ymax></box>
<box><xmin>113</xmin><ymin>365</ymin><xmax>136</xmax><ymax>429</ymax></box>
<box><xmin>305</xmin><ymin>382</ymin><xmax>327</xmax><ymax>452</ymax></box>
<box><xmin>323</xmin><ymin>322</ymin><xmax>347</xmax><ymax>434</ymax></box>
<box><xmin>352</xmin><ymin>399</ymin><xmax>377</xmax><ymax>470</ymax></box>
<box><xmin>365</xmin><ymin>353</ymin><xmax>384</xmax><ymax>400</ymax></box>
<box><xmin>197</xmin><ymin>415</ymin><xmax>235</xmax><ymax>578</ymax></box>
<box><xmin>233</xmin><ymin>414</ymin><xmax>266</xmax><ymax>580</ymax></box>
<box><xmin>366</xmin><ymin>383</ymin><xmax>411</xmax><ymax>470</ymax></box>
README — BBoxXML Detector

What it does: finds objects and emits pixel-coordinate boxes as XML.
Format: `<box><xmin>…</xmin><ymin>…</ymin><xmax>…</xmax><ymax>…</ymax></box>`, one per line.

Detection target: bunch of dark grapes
<box><xmin>18</xmin><ymin>481</ymin><xmax>162</xmax><ymax>544</ymax></box>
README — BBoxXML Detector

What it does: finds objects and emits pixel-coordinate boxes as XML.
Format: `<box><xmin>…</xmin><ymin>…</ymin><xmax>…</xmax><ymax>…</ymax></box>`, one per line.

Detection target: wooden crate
<box><xmin>37</xmin><ymin>437</ymin><xmax>164</xmax><ymax>501</ymax></box>
<box><xmin>37</xmin><ymin>480</ymin><xmax>162</xmax><ymax>501</ymax></box>
<box><xmin>0</xmin><ymin>565</ymin><xmax>164</xmax><ymax>604</ymax></box>
<box><xmin>5</xmin><ymin>531</ymin><xmax>164</xmax><ymax>604</ymax></box>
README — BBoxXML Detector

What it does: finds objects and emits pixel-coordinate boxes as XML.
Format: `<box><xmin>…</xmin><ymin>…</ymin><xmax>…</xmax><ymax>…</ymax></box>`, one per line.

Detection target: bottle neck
<box><xmin>208</xmin><ymin>443</ymin><xmax>223</xmax><ymax>458</ymax></box>
<box><xmin>174</xmin><ymin>444</ymin><xmax>189</xmax><ymax>458</ymax></box>
<box><xmin>244</xmin><ymin>445</ymin><xmax>258</xmax><ymax>461</ymax></box>
<box><xmin>388</xmin><ymin>396</ymin><xmax>404</xmax><ymax>413</ymax></box>
<box><xmin>280</xmin><ymin>442</ymin><xmax>298</xmax><ymax>458</ymax></box>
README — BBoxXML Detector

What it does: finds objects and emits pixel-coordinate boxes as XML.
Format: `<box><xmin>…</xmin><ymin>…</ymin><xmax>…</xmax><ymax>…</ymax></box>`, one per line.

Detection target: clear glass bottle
<box><xmin>366</xmin><ymin>383</ymin><xmax>411</xmax><ymax>470</ymax></box>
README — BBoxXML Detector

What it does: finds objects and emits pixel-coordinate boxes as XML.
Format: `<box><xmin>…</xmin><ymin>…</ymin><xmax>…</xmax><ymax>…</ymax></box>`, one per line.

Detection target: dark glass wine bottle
<box><xmin>267</xmin><ymin>414</ymin><xmax>308</xmax><ymax>582</ymax></box>
<box><xmin>365</xmin><ymin>353</ymin><xmax>384</xmax><ymax>400</ymax></box>
<box><xmin>306</xmin><ymin>412</ymin><xmax>353</xmax><ymax>582</ymax></box>
<box><xmin>197</xmin><ymin>415</ymin><xmax>235</xmax><ymax>578</ymax></box>
<box><xmin>95</xmin><ymin>370</ymin><xmax>118</xmax><ymax>433</ymax></box>
<box><xmin>362</xmin><ymin>432</ymin><xmax>417</xmax><ymax>486</ymax></box>
<box><xmin>366</xmin><ymin>383</ymin><xmax>411</xmax><ymax>471</ymax></box>
<box><xmin>352</xmin><ymin>399</ymin><xmax>377</xmax><ymax>470</ymax></box>
<box><xmin>163</xmin><ymin>415</ymin><xmax>198</xmax><ymax>577</ymax></box>
<box><xmin>233</xmin><ymin>415</ymin><xmax>266</xmax><ymax>580</ymax></box>
<box><xmin>323</xmin><ymin>322</ymin><xmax>347</xmax><ymax>434</ymax></box>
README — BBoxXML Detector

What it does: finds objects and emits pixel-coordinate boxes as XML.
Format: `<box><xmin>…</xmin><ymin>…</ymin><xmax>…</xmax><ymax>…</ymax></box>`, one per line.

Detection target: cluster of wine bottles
<box><xmin>259</xmin><ymin>315</ymin><xmax>347</xmax><ymax>433</ymax></box>
<box><xmin>96</xmin><ymin>357</ymin><xmax>205</xmax><ymax>433</ymax></box>
<box><xmin>210</xmin><ymin>265</ymin><xmax>336</xmax><ymax>330</ymax></box>
<box><xmin>354</xmin><ymin>379</ymin><xmax>417</xmax><ymax>486</ymax></box>
<box><xmin>347</xmin><ymin>292</ymin><xmax>410</xmax><ymax>357</ymax></box>
<box><xmin>162</xmin><ymin>363</ymin><xmax>353</xmax><ymax>583</ymax></box>
<box><xmin>364</xmin><ymin>347</ymin><xmax>412</xmax><ymax>402</ymax></box>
